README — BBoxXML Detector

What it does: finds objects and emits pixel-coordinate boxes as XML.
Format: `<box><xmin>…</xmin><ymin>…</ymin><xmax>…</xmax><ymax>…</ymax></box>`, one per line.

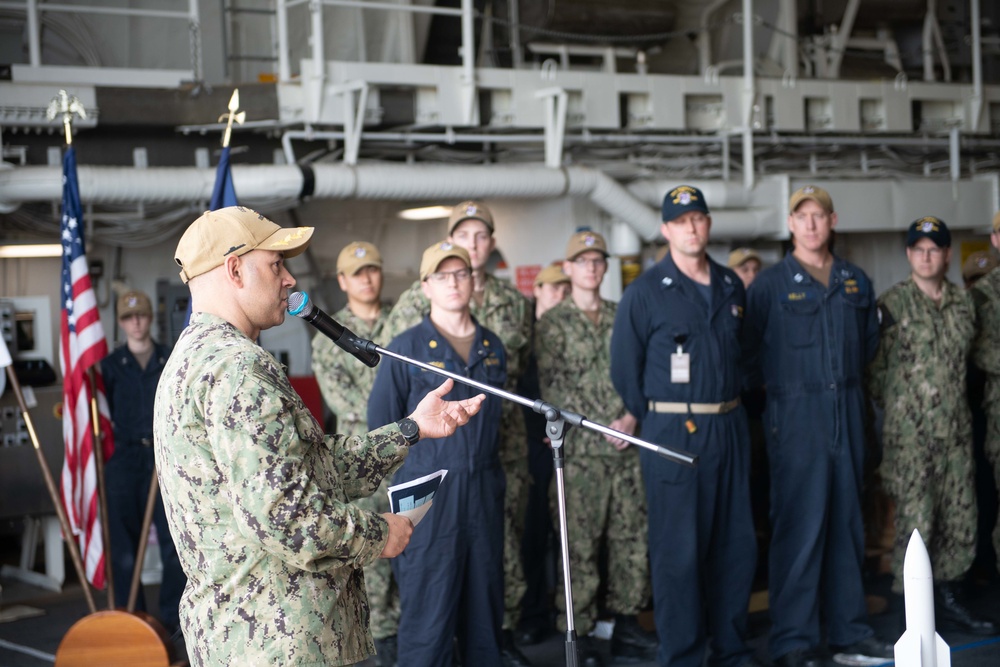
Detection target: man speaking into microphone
<box><xmin>153</xmin><ymin>206</ymin><xmax>486</xmax><ymax>667</ymax></box>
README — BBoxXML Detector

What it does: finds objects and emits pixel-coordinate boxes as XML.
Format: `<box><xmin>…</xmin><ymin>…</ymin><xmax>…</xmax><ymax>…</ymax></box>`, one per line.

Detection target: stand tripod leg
<box><xmin>549</xmin><ymin>426</ymin><xmax>579</xmax><ymax>667</ymax></box>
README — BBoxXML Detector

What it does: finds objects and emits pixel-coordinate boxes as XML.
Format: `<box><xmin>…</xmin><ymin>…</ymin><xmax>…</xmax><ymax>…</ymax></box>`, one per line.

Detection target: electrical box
<box><xmin>0</xmin><ymin>386</ymin><xmax>65</xmax><ymax>519</ymax></box>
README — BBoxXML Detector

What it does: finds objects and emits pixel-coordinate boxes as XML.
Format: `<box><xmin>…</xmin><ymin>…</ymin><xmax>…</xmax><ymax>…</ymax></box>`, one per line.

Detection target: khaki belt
<box><xmin>647</xmin><ymin>398</ymin><xmax>741</xmax><ymax>415</ymax></box>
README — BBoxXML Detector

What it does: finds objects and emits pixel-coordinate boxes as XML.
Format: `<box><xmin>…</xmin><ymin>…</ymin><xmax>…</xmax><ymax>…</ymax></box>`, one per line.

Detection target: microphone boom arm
<box><xmin>365</xmin><ymin>340</ymin><xmax>697</xmax><ymax>467</ymax></box>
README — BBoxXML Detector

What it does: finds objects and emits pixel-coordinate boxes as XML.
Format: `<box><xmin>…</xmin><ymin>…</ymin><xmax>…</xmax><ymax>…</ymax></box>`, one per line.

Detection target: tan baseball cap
<box><xmin>993</xmin><ymin>211</ymin><xmax>1000</xmax><ymax>233</ymax></box>
<box><xmin>448</xmin><ymin>201</ymin><xmax>495</xmax><ymax>235</ymax></box>
<box><xmin>116</xmin><ymin>290</ymin><xmax>152</xmax><ymax>319</ymax></box>
<box><xmin>337</xmin><ymin>241</ymin><xmax>382</xmax><ymax>275</ymax></box>
<box><xmin>565</xmin><ymin>230</ymin><xmax>609</xmax><ymax>261</ymax></box>
<box><xmin>419</xmin><ymin>241</ymin><xmax>471</xmax><ymax>280</ymax></box>
<box><xmin>534</xmin><ymin>263</ymin><xmax>569</xmax><ymax>287</ymax></box>
<box><xmin>174</xmin><ymin>207</ymin><xmax>314</xmax><ymax>284</ymax></box>
<box><xmin>789</xmin><ymin>185</ymin><xmax>834</xmax><ymax>214</ymax></box>
<box><xmin>962</xmin><ymin>250</ymin><xmax>998</xmax><ymax>282</ymax></box>
<box><xmin>728</xmin><ymin>247</ymin><xmax>762</xmax><ymax>269</ymax></box>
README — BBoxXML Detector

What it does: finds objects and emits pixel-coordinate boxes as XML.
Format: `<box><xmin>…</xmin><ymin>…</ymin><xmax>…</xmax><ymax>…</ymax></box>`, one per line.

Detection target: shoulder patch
<box><xmin>876</xmin><ymin>304</ymin><xmax>896</xmax><ymax>331</ymax></box>
<box><xmin>250</xmin><ymin>358</ymin><xmax>283</xmax><ymax>391</ymax></box>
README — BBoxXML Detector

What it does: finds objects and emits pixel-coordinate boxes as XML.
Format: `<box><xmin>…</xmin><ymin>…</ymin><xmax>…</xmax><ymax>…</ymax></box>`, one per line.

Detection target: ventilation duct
<box><xmin>0</xmin><ymin>163</ymin><xmax>664</xmax><ymax>239</ymax></box>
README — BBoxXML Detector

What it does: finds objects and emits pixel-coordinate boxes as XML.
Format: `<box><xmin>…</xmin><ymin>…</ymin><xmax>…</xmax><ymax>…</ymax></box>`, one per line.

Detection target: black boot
<box><xmin>935</xmin><ymin>581</ymin><xmax>999</xmax><ymax>635</ymax></box>
<box><xmin>610</xmin><ymin>615</ymin><xmax>658</xmax><ymax>662</ymax></box>
<box><xmin>501</xmin><ymin>629</ymin><xmax>534</xmax><ymax>667</ymax></box>
<box><xmin>577</xmin><ymin>636</ymin><xmax>606</xmax><ymax>667</ymax></box>
<box><xmin>373</xmin><ymin>635</ymin><xmax>397</xmax><ymax>667</ymax></box>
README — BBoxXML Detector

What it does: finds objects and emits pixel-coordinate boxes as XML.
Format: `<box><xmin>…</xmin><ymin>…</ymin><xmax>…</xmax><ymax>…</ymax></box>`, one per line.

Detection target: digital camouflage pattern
<box><xmin>312</xmin><ymin>305</ymin><xmax>386</xmax><ymax>438</ymax></box>
<box><xmin>868</xmin><ymin>279</ymin><xmax>976</xmax><ymax>589</ymax></box>
<box><xmin>154</xmin><ymin>312</ymin><xmax>409</xmax><ymax>667</ymax></box>
<box><xmin>552</xmin><ymin>453</ymin><xmax>648</xmax><ymax>633</ymax></box>
<box><xmin>535</xmin><ymin>298</ymin><xmax>649</xmax><ymax>633</ymax></box>
<box><xmin>536</xmin><ymin>299</ymin><xmax>627</xmax><ymax>457</ymax></box>
<box><xmin>972</xmin><ymin>266</ymin><xmax>1000</xmax><ymax>569</ymax></box>
<box><xmin>311</xmin><ymin>306</ymin><xmax>398</xmax><ymax>640</ymax></box>
<box><xmin>381</xmin><ymin>273</ymin><xmax>533</xmax><ymax>629</ymax></box>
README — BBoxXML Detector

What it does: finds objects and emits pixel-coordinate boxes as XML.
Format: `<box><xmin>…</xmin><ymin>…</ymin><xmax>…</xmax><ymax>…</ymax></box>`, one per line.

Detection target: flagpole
<box><xmin>49</xmin><ymin>89</ymin><xmax>116</xmax><ymax>607</ymax></box>
<box><xmin>127</xmin><ymin>471</ymin><xmax>160</xmax><ymax>613</ymax></box>
<box><xmin>87</xmin><ymin>368</ymin><xmax>115</xmax><ymax>608</ymax></box>
<box><xmin>5</xmin><ymin>366</ymin><xmax>97</xmax><ymax>614</ymax></box>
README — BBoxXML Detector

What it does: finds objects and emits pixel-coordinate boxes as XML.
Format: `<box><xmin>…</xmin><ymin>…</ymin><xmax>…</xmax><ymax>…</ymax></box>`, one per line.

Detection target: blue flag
<box><xmin>184</xmin><ymin>146</ymin><xmax>239</xmax><ymax>327</ymax></box>
<box><xmin>209</xmin><ymin>145</ymin><xmax>238</xmax><ymax>209</ymax></box>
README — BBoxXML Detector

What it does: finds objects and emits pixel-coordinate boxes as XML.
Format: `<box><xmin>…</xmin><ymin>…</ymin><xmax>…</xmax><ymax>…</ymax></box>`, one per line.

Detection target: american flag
<box><xmin>58</xmin><ymin>145</ymin><xmax>114</xmax><ymax>590</ymax></box>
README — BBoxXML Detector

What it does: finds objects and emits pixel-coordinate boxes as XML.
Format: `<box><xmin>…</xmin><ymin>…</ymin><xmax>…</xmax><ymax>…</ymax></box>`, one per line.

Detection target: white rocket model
<box><xmin>894</xmin><ymin>529</ymin><xmax>951</xmax><ymax>667</ymax></box>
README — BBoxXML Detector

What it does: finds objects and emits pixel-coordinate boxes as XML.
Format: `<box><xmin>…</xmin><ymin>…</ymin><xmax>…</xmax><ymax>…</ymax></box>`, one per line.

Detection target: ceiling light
<box><xmin>398</xmin><ymin>205</ymin><xmax>452</xmax><ymax>221</ymax></box>
<box><xmin>0</xmin><ymin>244</ymin><xmax>63</xmax><ymax>259</ymax></box>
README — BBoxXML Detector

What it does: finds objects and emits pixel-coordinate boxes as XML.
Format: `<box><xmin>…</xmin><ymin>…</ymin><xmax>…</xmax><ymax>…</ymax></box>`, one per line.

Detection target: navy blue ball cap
<box><xmin>906</xmin><ymin>216</ymin><xmax>951</xmax><ymax>248</ymax></box>
<box><xmin>662</xmin><ymin>185</ymin><xmax>709</xmax><ymax>222</ymax></box>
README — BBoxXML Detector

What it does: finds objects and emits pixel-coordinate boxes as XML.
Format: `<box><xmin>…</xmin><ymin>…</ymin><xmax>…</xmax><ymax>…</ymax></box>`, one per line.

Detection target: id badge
<box><xmin>671</xmin><ymin>347</ymin><xmax>690</xmax><ymax>384</ymax></box>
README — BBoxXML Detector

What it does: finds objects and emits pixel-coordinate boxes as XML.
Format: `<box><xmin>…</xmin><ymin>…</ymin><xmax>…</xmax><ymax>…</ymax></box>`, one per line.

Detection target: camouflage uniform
<box><xmin>154</xmin><ymin>312</ymin><xmax>409</xmax><ymax>667</ymax></box>
<box><xmin>312</xmin><ymin>306</ymin><xmax>399</xmax><ymax>642</ymax></box>
<box><xmin>972</xmin><ymin>266</ymin><xmax>1000</xmax><ymax>569</ymax></box>
<box><xmin>381</xmin><ymin>274</ymin><xmax>533</xmax><ymax>630</ymax></box>
<box><xmin>535</xmin><ymin>298</ymin><xmax>649</xmax><ymax>635</ymax></box>
<box><xmin>868</xmin><ymin>279</ymin><xmax>977</xmax><ymax>591</ymax></box>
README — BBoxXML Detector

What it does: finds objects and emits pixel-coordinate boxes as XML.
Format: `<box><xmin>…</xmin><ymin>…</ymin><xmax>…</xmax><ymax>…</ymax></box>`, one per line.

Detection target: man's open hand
<box><xmin>409</xmin><ymin>378</ymin><xmax>486</xmax><ymax>440</ymax></box>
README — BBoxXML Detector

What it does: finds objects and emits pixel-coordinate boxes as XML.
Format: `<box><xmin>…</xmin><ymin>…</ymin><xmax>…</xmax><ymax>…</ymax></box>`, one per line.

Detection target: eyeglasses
<box><xmin>426</xmin><ymin>268</ymin><xmax>472</xmax><ymax>283</ymax></box>
<box><xmin>572</xmin><ymin>256</ymin><xmax>607</xmax><ymax>268</ymax></box>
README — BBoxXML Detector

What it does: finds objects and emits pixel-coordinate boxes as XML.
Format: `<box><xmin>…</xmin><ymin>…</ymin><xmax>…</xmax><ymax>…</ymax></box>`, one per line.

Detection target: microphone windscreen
<box><xmin>287</xmin><ymin>291</ymin><xmax>309</xmax><ymax>316</ymax></box>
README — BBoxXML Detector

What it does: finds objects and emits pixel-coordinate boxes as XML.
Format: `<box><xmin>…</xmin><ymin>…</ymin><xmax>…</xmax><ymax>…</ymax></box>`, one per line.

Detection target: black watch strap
<box><xmin>397</xmin><ymin>418</ymin><xmax>420</xmax><ymax>445</ymax></box>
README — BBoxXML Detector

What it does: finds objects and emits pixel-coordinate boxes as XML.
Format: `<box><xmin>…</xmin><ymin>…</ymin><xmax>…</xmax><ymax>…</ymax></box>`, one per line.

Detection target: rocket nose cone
<box><xmin>903</xmin><ymin>528</ymin><xmax>933</xmax><ymax>580</ymax></box>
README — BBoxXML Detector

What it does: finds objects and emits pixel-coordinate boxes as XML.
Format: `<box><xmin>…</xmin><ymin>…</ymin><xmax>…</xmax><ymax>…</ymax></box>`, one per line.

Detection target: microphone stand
<box><xmin>363</xmin><ymin>339</ymin><xmax>698</xmax><ymax>667</ymax></box>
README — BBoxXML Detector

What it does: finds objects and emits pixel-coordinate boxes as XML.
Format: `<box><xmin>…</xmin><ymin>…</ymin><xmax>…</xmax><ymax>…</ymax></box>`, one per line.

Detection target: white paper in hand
<box><xmin>387</xmin><ymin>469</ymin><xmax>447</xmax><ymax>527</ymax></box>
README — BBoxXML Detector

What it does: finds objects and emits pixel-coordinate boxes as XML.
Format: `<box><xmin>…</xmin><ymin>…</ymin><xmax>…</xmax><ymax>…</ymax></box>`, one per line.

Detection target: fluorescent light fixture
<box><xmin>0</xmin><ymin>244</ymin><xmax>63</xmax><ymax>259</ymax></box>
<box><xmin>398</xmin><ymin>205</ymin><xmax>452</xmax><ymax>221</ymax></box>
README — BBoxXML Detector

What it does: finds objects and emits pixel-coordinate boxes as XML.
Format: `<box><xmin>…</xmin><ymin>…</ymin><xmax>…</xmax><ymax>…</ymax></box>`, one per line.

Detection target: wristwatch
<box><xmin>397</xmin><ymin>418</ymin><xmax>420</xmax><ymax>446</ymax></box>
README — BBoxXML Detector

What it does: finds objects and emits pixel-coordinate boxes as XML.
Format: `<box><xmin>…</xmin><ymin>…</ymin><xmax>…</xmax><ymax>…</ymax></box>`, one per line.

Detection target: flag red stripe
<box><xmin>59</xmin><ymin>147</ymin><xmax>114</xmax><ymax>591</ymax></box>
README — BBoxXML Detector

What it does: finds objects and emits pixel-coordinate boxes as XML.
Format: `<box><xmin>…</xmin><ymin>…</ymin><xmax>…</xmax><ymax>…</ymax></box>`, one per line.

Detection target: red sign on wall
<box><xmin>515</xmin><ymin>265</ymin><xmax>542</xmax><ymax>298</ymax></box>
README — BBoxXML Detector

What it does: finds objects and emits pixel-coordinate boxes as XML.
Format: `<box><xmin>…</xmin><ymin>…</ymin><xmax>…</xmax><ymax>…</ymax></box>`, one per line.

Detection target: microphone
<box><xmin>287</xmin><ymin>291</ymin><xmax>380</xmax><ymax>368</ymax></box>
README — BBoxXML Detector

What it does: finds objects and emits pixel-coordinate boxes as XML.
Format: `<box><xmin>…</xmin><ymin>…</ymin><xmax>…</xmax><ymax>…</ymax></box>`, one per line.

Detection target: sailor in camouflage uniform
<box><xmin>154</xmin><ymin>206</ymin><xmax>485</xmax><ymax>667</ymax></box>
<box><xmin>379</xmin><ymin>201</ymin><xmax>534</xmax><ymax>666</ymax></box>
<box><xmin>868</xmin><ymin>217</ymin><xmax>997</xmax><ymax>635</ymax></box>
<box><xmin>311</xmin><ymin>241</ymin><xmax>399</xmax><ymax>665</ymax></box>
<box><xmin>536</xmin><ymin>230</ymin><xmax>655</xmax><ymax>667</ymax></box>
<box><xmin>973</xmin><ymin>212</ymin><xmax>1000</xmax><ymax>581</ymax></box>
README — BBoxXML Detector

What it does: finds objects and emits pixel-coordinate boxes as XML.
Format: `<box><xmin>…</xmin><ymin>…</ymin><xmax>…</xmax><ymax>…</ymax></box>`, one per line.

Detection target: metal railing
<box><xmin>0</xmin><ymin>0</ymin><xmax>203</xmax><ymax>81</ymax></box>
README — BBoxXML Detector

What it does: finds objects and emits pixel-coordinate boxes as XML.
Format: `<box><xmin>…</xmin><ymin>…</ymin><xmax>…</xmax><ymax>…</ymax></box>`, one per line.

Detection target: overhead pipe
<box><xmin>742</xmin><ymin>0</ymin><xmax>755</xmax><ymax>191</ymax></box>
<box><xmin>698</xmin><ymin>0</ymin><xmax>731</xmax><ymax>75</ymax></box>
<box><xmin>971</xmin><ymin>0</ymin><xmax>983</xmax><ymax>131</ymax></box>
<box><xmin>627</xmin><ymin>180</ymin><xmax>753</xmax><ymax>210</ymax></box>
<box><xmin>827</xmin><ymin>0</ymin><xmax>861</xmax><ymax>79</ymax></box>
<box><xmin>0</xmin><ymin>163</ymin><xmax>664</xmax><ymax>239</ymax></box>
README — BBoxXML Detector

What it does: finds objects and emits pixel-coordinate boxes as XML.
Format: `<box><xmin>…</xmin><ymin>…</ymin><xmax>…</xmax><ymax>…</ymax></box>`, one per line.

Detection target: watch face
<box><xmin>399</xmin><ymin>418</ymin><xmax>419</xmax><ymax>441</ymax></box>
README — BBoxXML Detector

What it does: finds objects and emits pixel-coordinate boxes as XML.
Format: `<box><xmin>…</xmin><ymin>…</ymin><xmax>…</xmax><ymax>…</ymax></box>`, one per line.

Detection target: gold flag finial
<box><xmin>46</xmin><ymin>90</ymin><xmax>87</xmax><ymax>146</ymax></box>
<box><xmin>218</xmin><ymin>89</ymin><xmax>246</xmax><ymax>148</ymax></box>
